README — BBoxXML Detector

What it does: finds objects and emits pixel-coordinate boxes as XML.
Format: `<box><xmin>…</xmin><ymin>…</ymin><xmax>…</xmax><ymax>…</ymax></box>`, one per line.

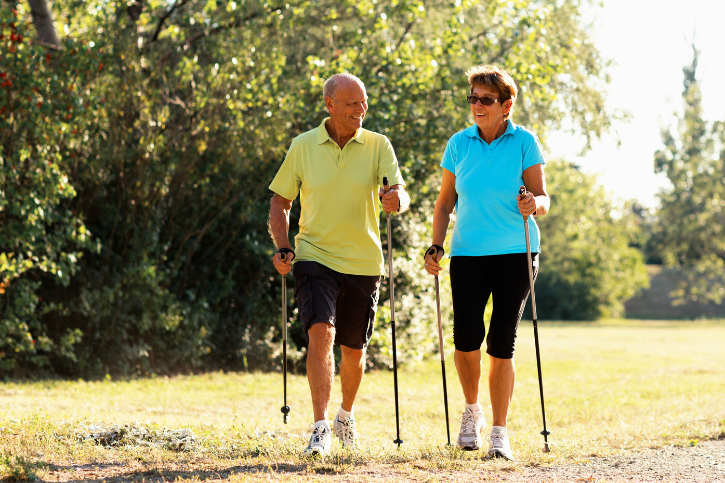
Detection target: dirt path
<box><xmin>504</xmin><ymin>439</ymin><xmax>725</xmax><ymax>483</ymax></box>
<box><xmin>40</xmin><ymin>439</ymin><xmax>724</xmax><ymax>482</ymax></box>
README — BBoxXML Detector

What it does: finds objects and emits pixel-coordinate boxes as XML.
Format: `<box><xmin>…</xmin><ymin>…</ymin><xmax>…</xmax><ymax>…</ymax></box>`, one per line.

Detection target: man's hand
<box><xmin>379</xmin><ymin>187</ymin><xmax>401</xmax><ymax>214</ymax></box>
<box><xmin>273</xmin><ymin>250</ymin><xmax>294</xmax><ymax>275</ymax></box>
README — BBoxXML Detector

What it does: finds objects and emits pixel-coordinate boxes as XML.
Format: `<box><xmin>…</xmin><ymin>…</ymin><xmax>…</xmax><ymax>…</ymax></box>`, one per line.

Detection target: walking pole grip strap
<box><xmin>425</xmin><ymin>245</ymin><xmax>444</xmax><ymax>260</ymax></box>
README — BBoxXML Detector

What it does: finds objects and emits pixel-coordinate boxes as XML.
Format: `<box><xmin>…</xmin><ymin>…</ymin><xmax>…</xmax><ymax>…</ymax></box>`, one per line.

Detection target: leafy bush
<box><xmin>0</xmin><ymin>6</ymin><xmax>92</xmax><ymax>371</ymax></box>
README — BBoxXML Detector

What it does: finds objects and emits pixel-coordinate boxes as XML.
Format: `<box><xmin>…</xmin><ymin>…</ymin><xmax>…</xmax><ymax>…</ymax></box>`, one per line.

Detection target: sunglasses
<box><xmin>467</xmin><ymin>95</ymin><xmax>499</xmax><ymax>106</ymax></box>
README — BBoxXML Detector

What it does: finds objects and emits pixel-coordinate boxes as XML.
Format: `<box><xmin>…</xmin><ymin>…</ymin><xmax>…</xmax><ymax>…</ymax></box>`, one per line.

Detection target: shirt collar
<box><xmin>464</xmin><ymin>120</ymin><xmax>518</xmax><ymax>140</ymax></box>
<box><xmin>316</xmin><ymin>117</ymin><xmax>365</xmax><ymax>145</ymax></box>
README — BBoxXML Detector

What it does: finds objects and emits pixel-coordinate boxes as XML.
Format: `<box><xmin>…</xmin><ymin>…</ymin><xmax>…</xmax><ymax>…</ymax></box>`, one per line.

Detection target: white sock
<box><xmin>491</xmin><ymin>425</ymin><xmax>507</xmax><ymax>434</ymax></box>
<box><xmin>337</xmin><ymin>406</ymin><xmax>353</xmax><ymax>420</ymax></box>
<box><xmin>314</xmin><ymin>419</ymin><xmax>330</xmax><ymax>431</ymax></box>
<box><xmin>465</xmin><ymin>402</ymin><xmax>483</xmax><ymax>413</ymax></box>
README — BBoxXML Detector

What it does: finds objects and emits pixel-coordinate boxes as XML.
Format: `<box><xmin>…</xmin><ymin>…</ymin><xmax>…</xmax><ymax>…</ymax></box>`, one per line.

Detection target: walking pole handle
<box><xmin>519</xmin><ymin>185</ymin><xmax>528</xmax><ymax>220</ymax></box>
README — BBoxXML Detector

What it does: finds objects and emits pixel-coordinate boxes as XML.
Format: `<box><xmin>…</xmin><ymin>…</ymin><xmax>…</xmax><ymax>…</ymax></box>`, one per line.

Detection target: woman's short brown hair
<box><xmin>465</xmin><ymin>65</ymin><xmax>517</xmax><ymax>120</ymax></box>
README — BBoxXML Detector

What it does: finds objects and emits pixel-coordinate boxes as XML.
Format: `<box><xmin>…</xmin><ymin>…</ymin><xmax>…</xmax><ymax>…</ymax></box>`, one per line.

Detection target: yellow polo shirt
<box><xmin>269</xmin><ymin>118</ymin><xmax>405</xmax><ymax>276</ymax></box>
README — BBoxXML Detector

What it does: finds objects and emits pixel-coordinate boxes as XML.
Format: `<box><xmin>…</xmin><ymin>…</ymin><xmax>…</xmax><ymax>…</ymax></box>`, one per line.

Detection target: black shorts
<box><xmin>450</xmin><ymin>253</ymin><xmax>539</xmax><ymax>359</ymax></box>
<box><xmin>293</xmin><ymin>261</ymin><xmax>381</xmax><ymax>350</ymax></box>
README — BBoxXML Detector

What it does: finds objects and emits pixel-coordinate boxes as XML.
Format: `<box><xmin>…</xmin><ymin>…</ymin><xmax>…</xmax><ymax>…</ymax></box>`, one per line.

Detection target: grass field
<box><xmin>1</xmin><ymin>320</ymin><xmax>724</xmax><ymax>481</ymax></box>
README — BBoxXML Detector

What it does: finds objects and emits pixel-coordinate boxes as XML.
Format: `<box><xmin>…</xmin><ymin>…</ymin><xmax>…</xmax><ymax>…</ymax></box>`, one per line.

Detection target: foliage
<box><xmin>0</xmin><ymin>5</ymin><xmax>93</xmax><ymax>371</ymax></box>
<box><xmin>1</xmin><ymin>0</ymin><xmax>623</xmax><ymax>376</ymax></box>
<box><xmin>652</xmin><ymin>47</ymin><xmax>725</xmax><ymax>305</ymax></box>
<box><xmin>0</xmin><ymin>451</ymin><xmax>38</xmax><ymax>482</ymax></box>
<box><xmin>531</xmin><ymin>161</ymin><xmax>649</xmax><ymax>320</ymax></box>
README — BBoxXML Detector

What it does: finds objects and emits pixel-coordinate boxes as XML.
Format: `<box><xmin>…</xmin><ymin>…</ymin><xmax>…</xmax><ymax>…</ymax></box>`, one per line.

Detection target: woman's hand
<box><xmin>424</xmin><ymin>246</ymin><xmax>444</xmax><ymax>276</ymax></box>
<box><xmin>517</xmin><ymin>191</ymin><xmax>537</xmax><ymax>218</ymax></box>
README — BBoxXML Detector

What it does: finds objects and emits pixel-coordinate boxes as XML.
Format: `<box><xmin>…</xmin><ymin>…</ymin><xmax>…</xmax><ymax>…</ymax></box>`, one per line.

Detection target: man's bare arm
<box><xmin>269</xmin><ymin>194</ymin><xmax>293</xmax><ymax>249</ymax></box>
<box><xmin>269</xmin><ymin>194</ymin><xmax>294</xmax><ymax>275</ymax></box>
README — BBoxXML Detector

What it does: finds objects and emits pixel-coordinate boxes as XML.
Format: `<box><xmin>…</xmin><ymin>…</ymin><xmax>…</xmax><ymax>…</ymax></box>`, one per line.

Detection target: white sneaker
<box><xmin>333</xmin><ymin>416</ymin><xmax>359</xmax><ymax>449</ymax></box>
<box><xmin>456</xmin><ymin>408</ymin><xmax>486</xmax><ymax>450</ymax></box>
<box><xmin>488</xmin><ymin>430</ymin><xmax>515</xmax><ymax>460</ymax></box>
<box><xmin>305</xmin><ymin>425</ymin><xmax>332</xmax><ymax>456</ymax></box>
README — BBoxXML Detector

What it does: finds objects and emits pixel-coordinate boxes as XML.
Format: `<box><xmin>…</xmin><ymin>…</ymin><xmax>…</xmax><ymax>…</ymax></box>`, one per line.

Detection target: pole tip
<box><xmin>543</xmin><ymin>442</ymin><xmax>550</xmax><ymax>452</ymax></box>
<box><xmin>281</xmin><ymin>405</ymin><xmax>290</xmax><ymax>424</ymax></box>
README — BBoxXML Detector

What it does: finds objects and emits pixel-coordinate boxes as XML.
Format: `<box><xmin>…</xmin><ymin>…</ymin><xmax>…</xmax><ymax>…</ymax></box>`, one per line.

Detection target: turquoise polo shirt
<box><xmin>441</xmin><ymin>120</ymin><xmax>546</xmax><ymax>257</ymax></box>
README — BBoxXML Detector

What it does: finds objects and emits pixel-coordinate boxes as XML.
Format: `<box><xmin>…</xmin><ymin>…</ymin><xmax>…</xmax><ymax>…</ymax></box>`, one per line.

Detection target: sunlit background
<box><xmin>548</xmin><ymin>0</ymin><xmax>725</xmax><ymax>208</ymax></box>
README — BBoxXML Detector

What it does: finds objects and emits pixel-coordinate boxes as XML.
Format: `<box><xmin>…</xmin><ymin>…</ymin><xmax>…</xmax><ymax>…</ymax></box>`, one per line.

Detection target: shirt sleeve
<box><xmin>522</xmin><ymin>133</ymin><xmax>546</xmax><ymax>170</ymax></box>
<box><xmin>440</xmin><ymin>134</ymin><xmax>458</xmax><ymax>175</ymax></box>
<box><xmin>377</xmin><ymin>137</ymin><xmax>405</xmax><ymax>186</ymax></box>
<box><xmin>269</xmin><ymin>139</ymin><xmax>301</xmax><ymax>200</ymax></box>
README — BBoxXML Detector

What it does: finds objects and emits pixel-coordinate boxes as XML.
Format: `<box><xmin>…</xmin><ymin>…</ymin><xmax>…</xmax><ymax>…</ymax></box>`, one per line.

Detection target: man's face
<box><xmin>326</xmin><ymin>80</ymin><xmax>368</xmax><ymax>133</ymax></box>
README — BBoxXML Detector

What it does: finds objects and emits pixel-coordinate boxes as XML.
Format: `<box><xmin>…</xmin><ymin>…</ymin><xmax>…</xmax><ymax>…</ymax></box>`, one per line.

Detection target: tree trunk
<box><xmin>27</xmin><ymin>0</ymin><xmax>60</xmax><ymax>49</ymax></box>
<box><xmin>127</xmin><ymin>0</ymin><xmax>144</xmax><ymax>22</ymax></box>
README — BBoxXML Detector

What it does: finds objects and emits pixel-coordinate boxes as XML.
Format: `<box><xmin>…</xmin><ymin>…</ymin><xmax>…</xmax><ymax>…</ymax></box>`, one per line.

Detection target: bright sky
<box><xmin>546</xmin><ymin>0</ymin><xmax>725</xmax><ymax>209</ymax></box>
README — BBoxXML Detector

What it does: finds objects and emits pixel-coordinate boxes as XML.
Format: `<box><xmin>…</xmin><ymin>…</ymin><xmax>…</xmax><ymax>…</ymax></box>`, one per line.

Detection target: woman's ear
<box><xmin>504</xmin><ymin>98</ymin><xmax>514</xmax><ymax>115</ymax></box>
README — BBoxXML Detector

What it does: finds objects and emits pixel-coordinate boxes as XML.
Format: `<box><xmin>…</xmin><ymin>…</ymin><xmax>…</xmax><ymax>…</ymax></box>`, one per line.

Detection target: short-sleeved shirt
<box><xmin>441</xmin><ymin>120</ymin><xmax>546</xmax><ymax>257</ymax></box>
<box><xmin>269</xmin><ymin>118</ymin><xmax>405</xmax><ymax>276</ymax></box>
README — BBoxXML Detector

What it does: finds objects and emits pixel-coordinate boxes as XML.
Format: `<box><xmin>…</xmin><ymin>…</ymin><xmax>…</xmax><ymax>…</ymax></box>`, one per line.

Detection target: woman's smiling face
<box><xmin>470</xmin><ymin>85</ymin><xmax>508</xmax><ymax>134</ymax></box>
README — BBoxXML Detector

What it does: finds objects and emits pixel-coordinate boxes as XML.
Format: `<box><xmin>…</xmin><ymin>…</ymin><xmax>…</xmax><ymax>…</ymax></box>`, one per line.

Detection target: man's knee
<box><xmin>340</xmin><ymin>345</ymin><xmax>365</xmax><ymax>365</ymax></box>
<box><xmin>308</xmin><ymin>322</ymin><xmax>335</xmax><ymax>347</ymax></box>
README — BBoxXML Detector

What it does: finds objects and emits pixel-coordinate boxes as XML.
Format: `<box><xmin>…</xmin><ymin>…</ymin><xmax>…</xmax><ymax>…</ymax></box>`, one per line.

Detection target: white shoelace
<box><xmin>308</xmin><ymin>426</ymin><xmax>329</xmax><ymax>447</ymax></box>
<box><xmin>489</xmin><ymin>432</ymin><xmax>506</xmax><ymax>449</ymax></box>
<box><xmin>336</xmin><ymin>417</ymin><xmax>357</xmax><ymax>444</ymax></box>
<box><xmin>459</xmin><ymin>412</ymin><xmax>482</xmax><ymax>437</ymax></box>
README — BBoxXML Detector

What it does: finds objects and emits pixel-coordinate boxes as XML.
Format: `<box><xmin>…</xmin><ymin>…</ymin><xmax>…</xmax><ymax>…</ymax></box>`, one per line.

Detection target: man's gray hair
<box><xmin>323</xmin><ymin>73</ymin><xmax>365</xmax><ymax>100</ymax></box>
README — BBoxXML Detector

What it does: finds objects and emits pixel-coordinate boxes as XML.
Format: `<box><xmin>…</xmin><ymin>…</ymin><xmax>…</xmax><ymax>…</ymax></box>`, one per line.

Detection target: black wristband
<box><xmin>277</xmin><ymin>248</ymin><xmax>295</xmax><ymax>261</ymax></box>
<box><xmin>424</xmin><ymin>244</ymin><xmax>444</xmax><ymax>260</ymax></box>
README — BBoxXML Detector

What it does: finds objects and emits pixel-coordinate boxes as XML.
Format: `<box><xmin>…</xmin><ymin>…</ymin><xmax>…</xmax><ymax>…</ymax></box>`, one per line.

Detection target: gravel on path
<box><xmin>495</xmin><ymin>439</ymin><xmax>725</xmax><ymax>482</ymax></box>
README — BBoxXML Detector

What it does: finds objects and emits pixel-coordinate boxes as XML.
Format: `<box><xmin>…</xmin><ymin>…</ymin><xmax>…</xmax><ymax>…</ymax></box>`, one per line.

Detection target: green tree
<box><xmin>653</xmin><ymin>47</ymin><xmax>725</xmax><ymax>305</ymax></box>
<box><xmin>531</xmin><ymin>161</ymin><xmax>649</xmax><ymax>320</ymax></box>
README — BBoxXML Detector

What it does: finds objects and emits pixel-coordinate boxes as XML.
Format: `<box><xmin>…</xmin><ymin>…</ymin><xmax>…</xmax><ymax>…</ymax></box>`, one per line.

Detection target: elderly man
<box><xmin>269</xmin><ymin>73</ymin><xmax>409</xmax><ymax>455</ymax></box>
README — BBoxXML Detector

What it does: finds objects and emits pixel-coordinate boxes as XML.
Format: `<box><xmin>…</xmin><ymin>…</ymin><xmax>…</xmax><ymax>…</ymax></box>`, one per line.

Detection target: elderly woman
<box><xmin>424</xmin><ymin>65</ymin><xmax>550</xmax><ymax>460</ymax></box>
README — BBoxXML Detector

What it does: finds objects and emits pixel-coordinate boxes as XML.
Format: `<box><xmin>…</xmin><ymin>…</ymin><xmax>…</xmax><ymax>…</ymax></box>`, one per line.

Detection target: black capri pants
<box><xmin>450</xmin><ymin>252</ymin><xmax>539</xmax><ymax>359</ymax></box>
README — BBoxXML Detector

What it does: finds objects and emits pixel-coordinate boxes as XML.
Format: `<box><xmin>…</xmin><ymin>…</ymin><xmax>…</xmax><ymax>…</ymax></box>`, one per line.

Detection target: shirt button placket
<box><xmin>339</xmin><ymin>145</ymin><xmax>347</xmax><ymax>169</ymax></box>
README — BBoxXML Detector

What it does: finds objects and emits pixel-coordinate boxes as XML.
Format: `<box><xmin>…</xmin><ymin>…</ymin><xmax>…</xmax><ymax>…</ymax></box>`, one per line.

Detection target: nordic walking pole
<box><xmin>383</xmin><ymin>177</ymin><xmax>403</xmax><ymax>447</ymax></box>
<box><xmin>519</xmin><ymin>185</ymin><xmax>550</xmax><ymax>452</ymax></box>
<box><xmin>428</xmin><ymin>246</ymin><xmax>451</xmax><ymax>446</ymax></box>
<box><xmin>280</xmin><ymin>251</ymin><xmax>291</xmax><ymax>424</ymax></box>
